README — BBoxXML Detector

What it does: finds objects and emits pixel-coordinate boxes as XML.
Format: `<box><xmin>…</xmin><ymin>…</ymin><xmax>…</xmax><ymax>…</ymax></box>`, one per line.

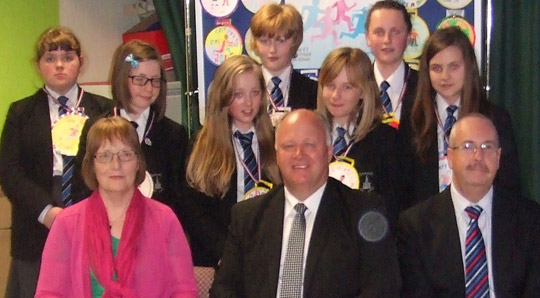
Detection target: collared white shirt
<box><xmin>232</xmin><ymin>124</ymin><xmax>260</xmax><ymax>202</ymax></box>
<box><xmin>436</xmin><ymin>94</ymin><xmax>461</xmax><ymax>156</ymax></box>
<box><xmin>47</xmin><ymin>84</ymin><xmax>79</xmax><ymax>176</ymax></box>
<box><xmin>331</xmin><ymin>122</ymin><xmax>355</xmax><ymax>146</ymax></box>
<box><xmin>120</xmin><ymin>107</ymin><xmax>150</xmax><ymax>143</ymax></box>
<box><xmin>40</xmin><ymin>84</ymin><xmax>78</xmax><ymax>224</ymax></box>
<box><xmin>451</xmin><ymin>183</ymin><xmax>496</xmax><ymax>297</ymax></box>
<box><xmin>374</xmin><ymin>61</ymin><xmax>406</xmax><ymax>120</ymax></box>
<box><xmin>276</xmin><ymin>182</ymin><xmax>326</xmax><ymax>298</ymax></box>
<box><xmin>262</xmin><ymin>65</ymin><xmax>292</xmax><ymax>108</ymax></box>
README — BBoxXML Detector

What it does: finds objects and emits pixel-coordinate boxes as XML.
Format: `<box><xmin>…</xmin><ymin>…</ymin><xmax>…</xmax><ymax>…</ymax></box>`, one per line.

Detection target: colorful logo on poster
<box><xmin>200</xmin><ymin>0</ymin><xmax>239</xmax><ymax>17</ymax></box>
<box><xmin>437</xmin><ymin>0</ymin><xmax>473</xmax><ymax>10</ymax></box>
<box><xmin>400</xmin><ymin>0</ymin><xmax>428</xmax><ymax>9</ymax></box>
<box><xmin>404</xmin><ymin>14</ymin><xmax>430</xmax><ymax>60</ymax></box>
<box><xmin>205</xmin><ymin>24</ymin><xmax>244</xmax><ymax>65</ymax></box>
<box><xmin>437</xmin><ymin>16</ymin><xmax>475</xmax><ymax>45</ymax></box>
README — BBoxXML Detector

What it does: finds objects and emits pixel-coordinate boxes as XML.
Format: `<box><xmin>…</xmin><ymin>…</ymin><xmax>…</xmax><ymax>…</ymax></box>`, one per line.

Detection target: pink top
<box><xmin>35</xmin><ymin>198</ymin><xmax>198</xmax><ymax>298</ymax></box>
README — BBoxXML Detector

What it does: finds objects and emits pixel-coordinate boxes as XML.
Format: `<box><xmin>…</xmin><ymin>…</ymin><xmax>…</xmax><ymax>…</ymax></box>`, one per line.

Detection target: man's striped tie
<box><xmin>465</xmin><ymin>205</ymin><xmax>489</xmax><ymax>298</ymax></box>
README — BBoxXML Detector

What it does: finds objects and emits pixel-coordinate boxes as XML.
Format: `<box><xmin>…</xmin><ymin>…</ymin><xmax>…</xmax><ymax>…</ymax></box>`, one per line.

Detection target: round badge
<box><xmin>138</xmin><ymin>171</ymin><xmax>154</xmax><ymax>198</ymax></box>
<box><xmin>241</xmin><ymin>0</ymin><xmax>279</xmax><ymax>14</ymax></box>
<box><xmin>205</xmin><ymin>24</ymin><xmax>244</xmax><ymax>66</ymax></box>
<box><xmin>401</xmin><ymin>0</ymin><xmax>428</xmax><ymax>9</ymax></box>
<box><xmin>437</xmin><ymin>16</ymin><xmax>475</xmax><ymax>45</ymax></box>
<box><xmin>51</xmin><ymin>113</ymin><xmax>88</xmax><ymax>156</ymax></box>
<box><xmin>404</xmin><ymin>14</ymin><xmax>430</xmax><ymax>60</ymax></box>
<box><xmin>437</xmin><ymin>0</ymin><xmax>473</xmax><ymax>10</ymax></box>
<box><xmin>200</xmin><ymin>0</ymin><xmax>238</xmax><ymax>17</ymax></box>
<box><xmin>244</xmin><ymin>29</ymin><xmax>262</xmax><ymax>64</ymax></box>
<box><xmin>329</xmin><ymin>159</ymin><xmax>360</xmax><ymax>190</ymax></box>
<box><xmin>357</xmin><ymin>210</ymin><xmax>389</xmax><ymax>242</ymax></box>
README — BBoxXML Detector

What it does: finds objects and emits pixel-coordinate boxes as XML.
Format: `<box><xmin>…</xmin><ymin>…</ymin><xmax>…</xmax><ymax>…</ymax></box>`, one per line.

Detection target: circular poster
<box><xmin>437</xmin><ymin>16</ymin><xmax>475</xmax><ymax>45</ymax></box>
<box><xmin>437</xmin><ymin>0</ymin><xmax>473</xmax><ymax>10</ymax></box>
<box><xmin>205</xmin><ymin>24</ymin><xmax>244</xmax><ymax>66</ymax></box>
<box><xmin>404</xmin><ymin>14</ymin><xmax>430</xmax><ymax>60</ymax></box>
<box><xmin>200</xmin><ymin>0</ymin><xmax>239</xmax><ymax>17</ymax></box>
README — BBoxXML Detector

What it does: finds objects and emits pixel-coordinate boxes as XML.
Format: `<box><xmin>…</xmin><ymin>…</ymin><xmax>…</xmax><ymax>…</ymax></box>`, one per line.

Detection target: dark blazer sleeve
<box><xmin>288</xmin><ymin>70</ymin><xmax>318</xmax><ymax>110</ymax></box>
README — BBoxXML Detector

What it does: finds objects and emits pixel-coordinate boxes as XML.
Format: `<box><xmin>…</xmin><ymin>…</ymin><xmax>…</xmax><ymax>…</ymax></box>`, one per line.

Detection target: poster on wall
<box><xmin>195</xmin><ymin>0</ymin><xmax>484</xmax><ymax>123</ymax></box>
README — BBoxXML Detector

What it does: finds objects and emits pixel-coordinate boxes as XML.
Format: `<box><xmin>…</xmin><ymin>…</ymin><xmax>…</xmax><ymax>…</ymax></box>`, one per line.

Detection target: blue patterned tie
<box><xmin>271</xmin><ymin>76</ymin><xmax>284</xmax><ymax>108</ymax></box>
<box><xmin>333</xmin><ymin>127</ymin><xmax>347</xmax><ymax>156</ymax></box>
<box><xmin>280</xmin><ymin>203</ymin><xmax>307</xmax><ymax>298</ymax></box>
<box><xmin>58</xmin><ymin>96</ymin><xmax>73</xmax><ymax>206</ymax></box>
<box><xmin>380</xmin><ymin>81</ymin><xmax>392</xmax><ymax>113</ymax></box>
<box><xmin>443</xmin><ymin>105</ymin><xmax>458</xmax><ymax>153</ymax></box>
<box><xmin>234</xmin><ymin>131</ymin><xmax>258</xmax><ymax>194</ymax></box>
<box><xmin>465</xmin><ymin>206</ymin><xmax>489</xmax><ymax>298</ymax></box>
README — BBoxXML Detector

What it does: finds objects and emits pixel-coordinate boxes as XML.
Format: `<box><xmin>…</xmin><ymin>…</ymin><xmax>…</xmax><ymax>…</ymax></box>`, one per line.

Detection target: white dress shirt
<box><xmin>374</xmin><ymin>61</ymin><xmax>406</xmax><ymax>120</ymax></box>
<box><xmin>276</xmin><ymin>183</ymin><xmax>326</xmax><ymax>298</ymax></box>
<box><xmin>451</xmin><ymin>183</ymin><xmax>496</xmax><ymax>297</ymax></box>
<box><xmin>262</xmin><ymin>65</ymin><xmax>292</xmax><ymax>108</ymax></box>
<box><xmin>120</xmin><ymin>107</ymin><xmax>150</xmax><ymax>143</ymax></box>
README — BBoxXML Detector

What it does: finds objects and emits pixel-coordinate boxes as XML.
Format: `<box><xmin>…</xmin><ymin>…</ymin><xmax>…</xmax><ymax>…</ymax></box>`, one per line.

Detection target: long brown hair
<box><xmin>186</xmin><ymin>55</ymin><xmax>281</xmax><ymax>198</ymax></box>
<box><xmin>411</xmin><ymin>27</ymin><xmax>485</xmax><ymax>160</ymax></box>
<box><xmin>317</xmin><ymin>47</ymin><xmax>382</xmax><ymax>142</ymax></box>
<box><xmin>110</xmin><ymin>40</ymin><xmax>167</xmax><ymax>120</ymax></box>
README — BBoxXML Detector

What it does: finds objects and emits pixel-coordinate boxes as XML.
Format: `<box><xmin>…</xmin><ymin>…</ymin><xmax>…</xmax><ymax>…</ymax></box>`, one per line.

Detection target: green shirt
<box><xmin>90</xmin><ymin>236</ymin><xmax>120</xmax><ymax>298</ymax></box>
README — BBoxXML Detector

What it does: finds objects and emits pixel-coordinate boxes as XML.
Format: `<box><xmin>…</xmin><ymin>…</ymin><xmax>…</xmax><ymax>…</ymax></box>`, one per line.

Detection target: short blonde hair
<box><xmin>250</xmin><ymin>3</ymin><xmax>304</xmax><ymax>57</ymax></box>
<box><xmin>317</xmin><ymin>47</ymin><xmax>382</xmax><ymax>142</ymax></box>
<box><xmin>82</xmin><ymin>116</ymin><xmax>146</xmax><ymax>190</ymax></box>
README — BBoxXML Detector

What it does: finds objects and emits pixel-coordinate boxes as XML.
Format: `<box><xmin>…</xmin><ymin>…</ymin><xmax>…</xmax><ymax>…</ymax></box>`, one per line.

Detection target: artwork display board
<box><xmin>195</xmin><ymin>0</ymin><xmax>483</xmax><ymax>122</ymax></box>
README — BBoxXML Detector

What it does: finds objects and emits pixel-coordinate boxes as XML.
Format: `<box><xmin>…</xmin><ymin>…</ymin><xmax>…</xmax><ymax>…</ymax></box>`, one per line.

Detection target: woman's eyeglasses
<box><xmin>94</xmin><ymin>150</ymin><xmax>137</xmax><ymax>163</ymax></box>
<box><xmin>129</xmin><ymin>75</ymin><xmax>163</xmax><ymax>88</ymax></box>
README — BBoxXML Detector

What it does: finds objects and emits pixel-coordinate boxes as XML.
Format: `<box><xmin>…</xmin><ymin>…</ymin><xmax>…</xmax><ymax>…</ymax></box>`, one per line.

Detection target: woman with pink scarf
<box><xmin>35</xmin><ymin>116</ymin><xmax>197</xmax><ymax>298</ymax></box>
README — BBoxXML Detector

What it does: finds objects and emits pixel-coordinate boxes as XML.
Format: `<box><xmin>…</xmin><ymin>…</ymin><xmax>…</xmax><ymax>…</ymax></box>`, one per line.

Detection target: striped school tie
<box><xmin>333</xmin><ymin>127</ymin><xmax>347</xmax><ymax>156</ymax></box>
<box><xmin>464</xmin><ymin>205</ymin><xmax>489</xmax><ymax>298</ymax></box>
<box><xmin>380</xmin><ymin>81</ymin><xmax>392</xmax><ymax>113</ymax></box>
<box><xmin>58</xmin><ymin>96</ymin><xmax>73</xmax><ymax>206</ymax></box>
<box><xmin>271</xmin><ymin>76</ymin><xmax>284</xmax><ymax>108</ymax></box>
<box><xmin>234</xmin><ymin>131</ymin><xmax>258</xmax><ymax>194</ymax></box>
<box><xmin>443</xmin><ymin>105</ymin><xmax>458</xmax><ymax>153</ymax></box>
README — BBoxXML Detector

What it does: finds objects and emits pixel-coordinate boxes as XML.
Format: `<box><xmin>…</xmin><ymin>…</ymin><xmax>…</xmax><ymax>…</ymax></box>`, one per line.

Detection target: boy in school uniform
<box><xmin>250</xmin><ymin>3</ymin><xmax>318</xmax><ymax>125</ymax></box>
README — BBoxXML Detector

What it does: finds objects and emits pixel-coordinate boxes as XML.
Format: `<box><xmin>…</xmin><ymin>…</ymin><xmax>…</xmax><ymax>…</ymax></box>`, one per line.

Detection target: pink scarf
<box><xmin>85</xmin><ymin>189</ymin><xmax>146</xmax><ymax>297</ymax></box>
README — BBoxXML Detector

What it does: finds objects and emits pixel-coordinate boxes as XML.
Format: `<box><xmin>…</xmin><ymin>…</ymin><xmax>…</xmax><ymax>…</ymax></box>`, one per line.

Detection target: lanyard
<box><xmin>232</xmin><ymin>134</ymin><xmax>261</xmax><ymax>185</ymax></box>
<box><xmin>44</xmin><ymin>87</ymin><xmax>84</xmax><ymax>112</ymax></box>
<box><xmin>386</xmin><ymin>66</ymin><xmax>410</xmax><ymax>114</ymax></box>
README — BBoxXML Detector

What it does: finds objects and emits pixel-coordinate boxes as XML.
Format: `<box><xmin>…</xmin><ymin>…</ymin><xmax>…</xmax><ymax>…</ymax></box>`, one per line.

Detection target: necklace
<box><xmin>108</xmin><ymin>209</ymin><xmax>127</xmax><ymax>229</ymax></box>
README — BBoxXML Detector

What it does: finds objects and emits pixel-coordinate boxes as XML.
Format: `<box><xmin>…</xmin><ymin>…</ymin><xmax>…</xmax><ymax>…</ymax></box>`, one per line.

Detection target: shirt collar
<box><xmin>451</xmin><ymin>182</ymin><xmax>493</xmax><ymax>218</ymax></box>
<box><xmin>374</xmin><ymin>61</ymin><xmax>405</xmax><ymax>87</ymax></box>
<box><xmin>262</xmin><ymin>65</ymin><xmax>292</xmax><ymax>90</ymax></box>
<box><xmin>436</xmin><ymin>93</ymin><xmax>461</xmax><ymax>121</ymax></box>
<box><xmin>120</xmin><ymin>107</ymin><xmax>150</xmax><ymax>127</ymax></box>
<box><xmin>284</xmin><ymin>182</ymin><xmax>326</xmax><ymax>218</ymax></box>
<box><xmin>46</xmin><ymin>84</ymin><xmax>78</xmax><ymax>106</ymax></box>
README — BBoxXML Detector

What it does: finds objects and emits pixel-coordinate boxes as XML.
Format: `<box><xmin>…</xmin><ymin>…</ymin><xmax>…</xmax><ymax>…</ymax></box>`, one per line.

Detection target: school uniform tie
<box><xmin>234</xmin><ymin>131</ymin><xmax>258</xmax><ymax>194</ymax></box>
<box><xmin>333</xmin><ymin>127</ymin><xmax>347</xmax><ymax>156</ymax></box>
<box><xmin>271</xmin><ymin>76</ymin><xmax>284</xmax><ymax>108</ymax></box>
<box><xmin>443</xmin><ymin>105</ymin><xmax>458</xmax><ymax>152</ymax></box>
<box><xmin>380</xmin><ymin>81</ymin><xmax>392</xmax><ymax>113</ymax></box>
<box><xmin>58</xmin><ymin>96</ymin><xmax>73</xmax><ymax>206</ymax></box>
<box><xmin>280</xmin><ymin>203</ymin><xmax>307</xmax><ymax>298</ymax></box>
<box><xmin>464</xmin><ymin>205</ymin><xmax>489</xmax><ymax>298</ymax></box>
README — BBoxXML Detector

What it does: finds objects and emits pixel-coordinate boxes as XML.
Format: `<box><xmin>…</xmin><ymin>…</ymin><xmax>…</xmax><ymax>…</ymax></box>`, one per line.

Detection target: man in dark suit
<box><xmin>397</xmin><ymin>114</ymin><xmax>540</xmax><ymax>298</ymax></box>
<box><xmin>0</xmin><ymin>27</ymin><xmax>112</xmax><ymax>298</ymax></box>
<box><xmin>365</xmin><ymin>0</ymin><xmax>418</xmax><ymax>128</ymax></box>
<box><xmin>210</xmin><ymin>109</ymin><xmax>400</xmax><ymax>298</ymax></box>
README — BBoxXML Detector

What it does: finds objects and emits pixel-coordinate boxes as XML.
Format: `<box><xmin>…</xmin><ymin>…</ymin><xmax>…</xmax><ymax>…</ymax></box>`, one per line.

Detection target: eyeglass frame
<box><xmin>94</xmin><ymin>150</ymin><xmax>137</xmax><ymax>163</ymax></box>
<box><xmin>448</xmin><ymin>141</ymin><xmax>500</xmax><ymax>154</ymax></box>
<box><xmin>128</xmin><ymin>75</ymin><xmax>164</xmax><ymax>88</ymax></box>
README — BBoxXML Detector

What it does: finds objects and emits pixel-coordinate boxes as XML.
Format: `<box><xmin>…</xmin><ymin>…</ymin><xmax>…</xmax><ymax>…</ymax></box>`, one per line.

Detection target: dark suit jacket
<box><xmin>397</xmin><ymin>186</ymin><xmax>540</xmax><ymax>298</ymax></box>
<box><xmin>338</xmin><ymin>123</ymin><xmax>404</xmax><ymax>228</ymax></box>
<box><xmin>210</xmin><ymin>178</ymin><xmax>401</xmax><ymax>298</ymax></box>
<box><xmin>71</xmin><ymin>106</ymin><xmax>189</xmax><ymax>216</ymax></box>
<box><xmin>398</xmin><ymin>99</ymin><xmax>521</xmax><ymax>209</ymax></box>
<box><xmin>0</xmin><ymin>88</ymin><xmax>112</xmax><ymax>261</ymax></box>
<box><xmin>396</xmin><ymin>66</ymin><xmax>418</xmax><ymax>127</ymax></box>
<box><xmin>287</xmin><ymin>70</ymin><xmax>317</xmax><ymax>110</ymax></box>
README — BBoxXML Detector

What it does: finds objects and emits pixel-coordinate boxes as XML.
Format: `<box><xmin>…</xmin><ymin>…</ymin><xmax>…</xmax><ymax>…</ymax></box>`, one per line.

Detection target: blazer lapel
<box><xmin>303</xmin><ymin>181</ymin><xmax>337</xmax><ymax>293</ymax></box>
<box><xmin>433</xmin><ymin>190</ymin><xmax>466</xmax><ymax>291</ymax></box>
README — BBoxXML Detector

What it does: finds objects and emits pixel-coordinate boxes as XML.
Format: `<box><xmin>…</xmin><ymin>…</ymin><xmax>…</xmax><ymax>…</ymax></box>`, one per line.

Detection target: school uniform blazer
<box><xmin>398</xmin><ymin>66</ymin><xmax>418</xmax><ymax>123</ymax></box>
<box><xmin>287</xmin><ymin>70</ymin><xmax>318</xmax><ymax>110</ymax></box>
<box><xmin>339</xmin><ymin>123</ymin><xmax>404</xmax><ymax>227</ymax></box>
<box><xmin>0</xmin><ymin>88</ymin><xmax>112</xmax><ymax>261</ymax></box>
<box><xmin>210</xmin><ymin>178</ymin><xmax>401</xmax><ymax>298</ymax></box>
<box><xmin>398</xmin><ymin>99</ymin><xmax>521</xmax><ymax>209</ymax></box>
<box><xmin>71</xmin><ymin>106</ymin><xmax>188</xmax><ymax>217</ymax></box>
<box><xmin>397</xmin><ymin>186</ymin><xmax>540</xmax><ymax>298</ymax></box>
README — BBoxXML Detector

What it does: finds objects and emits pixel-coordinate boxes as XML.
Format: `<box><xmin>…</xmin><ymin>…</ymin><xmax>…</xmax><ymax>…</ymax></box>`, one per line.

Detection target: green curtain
<box><xmin>490</xmin><ymin>0</ymin><xmax>540</xmax><ymax>201</ymax></box>
<box><xmin>153</xmin><ymin>0</ymin><xmax>200</xmax><ymax>133</ymax></box>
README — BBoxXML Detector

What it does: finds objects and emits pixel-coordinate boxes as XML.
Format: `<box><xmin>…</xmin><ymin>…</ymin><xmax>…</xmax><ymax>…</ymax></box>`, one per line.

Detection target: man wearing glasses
<box><xmin>397</xmin><ymin>113</ymin><xmax>540</xmax><ymax>298</ymax></box>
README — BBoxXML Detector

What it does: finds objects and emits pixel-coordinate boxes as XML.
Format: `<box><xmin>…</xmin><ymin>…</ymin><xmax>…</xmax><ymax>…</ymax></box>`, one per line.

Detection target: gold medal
<box><xmin>243</xmin><ymin>180</ymin><xmax>273</xmax><ymax>200</ymax></box>
<box><xmin>329</xmin><ymin>156</ymin><xmax>360</xmax><ymax>190</ymax></box>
